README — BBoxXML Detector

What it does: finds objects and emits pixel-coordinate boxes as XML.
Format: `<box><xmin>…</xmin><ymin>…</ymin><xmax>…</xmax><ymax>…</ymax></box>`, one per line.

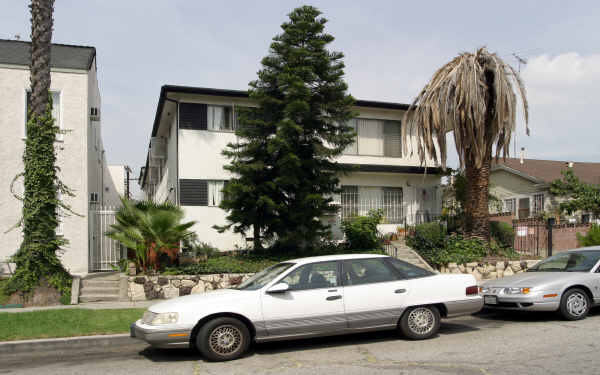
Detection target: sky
<box><xmin>3</xmin><ymin>0</ymin><xmax>600</xmax><ymax>193</ymax></box>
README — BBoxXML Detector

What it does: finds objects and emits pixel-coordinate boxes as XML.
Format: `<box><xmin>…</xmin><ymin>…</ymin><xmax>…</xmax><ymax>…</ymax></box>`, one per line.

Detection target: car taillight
<box><xmin>466</xmin><ymin>286</ymin><xmax>479</xmax><ymax>295</ymax></box>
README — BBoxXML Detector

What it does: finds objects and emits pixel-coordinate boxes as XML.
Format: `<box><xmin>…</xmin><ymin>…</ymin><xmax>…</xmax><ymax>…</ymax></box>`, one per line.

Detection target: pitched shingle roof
<box><xmin>493</xmin><ymin>158</ymin><xmax>600</xmax><ymax>185</ymax></box>
<box><xmin>0</xmin><ymin>39</ymin><xmax>95</xmax><ymax>70</ymax></box>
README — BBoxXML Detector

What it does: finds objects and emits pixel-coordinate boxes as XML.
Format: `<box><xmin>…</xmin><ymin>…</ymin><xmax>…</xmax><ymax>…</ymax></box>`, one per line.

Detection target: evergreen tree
<box><xmin>218</xmin><ymin>5</ymin><xmax>356</xmax><ymax>250</ymax></box>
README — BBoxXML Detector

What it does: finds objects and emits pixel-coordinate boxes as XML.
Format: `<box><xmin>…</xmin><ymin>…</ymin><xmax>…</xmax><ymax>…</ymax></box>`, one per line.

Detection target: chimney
<box><xmin>520</xmin><ymin>147</ymin><xmax>525</xmax><ymax>164</ymax></box>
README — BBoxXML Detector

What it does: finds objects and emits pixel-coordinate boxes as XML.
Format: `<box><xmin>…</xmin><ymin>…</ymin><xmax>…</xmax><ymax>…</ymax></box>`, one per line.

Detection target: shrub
<box><xmin>577</xmin><ymin>224</ymin><xmax>600</xmax><ymax>247</ymax></box>
<box><xmin>405</xmin><ymin>222</ymin><xmax>447</xmax><ymax>265</ymax></box>
<box><xmin>441</xmin><ymin>236</ymin><xmax>489</xmax><ymax>265</ymax></box>
<box><xmin>490</xmin><ymin>221</ymin><xmax>514</xmax><ymax>248</ymax></box>
<box><xmin>341</xmin><ymin>210</ymin><xmax>384</xmax><ymax>250</ymax></box>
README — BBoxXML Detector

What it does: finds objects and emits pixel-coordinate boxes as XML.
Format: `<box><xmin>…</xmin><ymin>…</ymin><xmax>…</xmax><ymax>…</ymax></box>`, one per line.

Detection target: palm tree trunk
<box><xmin>464</xmin><ymin>156</ymin><xmax>491</xmax><ymax>240</ymax></box>
<box><xmin>29</xmin><ymin>0</ymin><xmax>54</xmax><ymax>117</ymax></box>
<box><xmin>253</xmin><ymin>224</ymin><xmax>262</xmax><ymax>250</ymax></box>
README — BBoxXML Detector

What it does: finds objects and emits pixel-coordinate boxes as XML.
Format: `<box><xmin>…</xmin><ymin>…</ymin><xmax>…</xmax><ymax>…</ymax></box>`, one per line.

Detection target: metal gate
<box><xmin>89</xmin><ymin>207</ymin><xmax>123</xmax><ymax>271</ymax></box>
<box><xmin>512</xmin><ymin>219</ymin><xmax>547</xmax><ymax>257</ymax></box>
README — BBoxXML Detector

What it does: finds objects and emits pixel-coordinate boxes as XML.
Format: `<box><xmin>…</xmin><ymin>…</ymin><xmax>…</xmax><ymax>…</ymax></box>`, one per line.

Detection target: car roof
<box><xmin>566</xmin><ymin>246</ymin><xmax>600</xmax><ymax>252</ymax></box>
<box><xmin>284</xmin><ymin>253</ymin><xmax>388</xmax><ymax>265</ymax></box>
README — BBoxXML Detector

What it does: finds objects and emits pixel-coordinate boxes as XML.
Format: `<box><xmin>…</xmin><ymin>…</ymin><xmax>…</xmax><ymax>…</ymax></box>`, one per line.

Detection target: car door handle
<box><xmin>326</xmin><ymin>295</ymin><xmax>342</xmax><ymax>301</ymax></box>
<box><xmin>395</xmin><ymin>289</ymin><xmax>407</xmax><ymax>294</ymax></box>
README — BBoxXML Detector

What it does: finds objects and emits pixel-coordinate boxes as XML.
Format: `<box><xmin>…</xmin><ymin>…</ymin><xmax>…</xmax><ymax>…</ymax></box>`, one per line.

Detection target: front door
<box><xmin>261</xmin><ymin>260</ymin><xmax>345</xmax><ymax>336</ymax></box>
<box><xmin>341</xmin><ymin>258</ymin><xmax>409</xmax><ymax>329</ymax></box>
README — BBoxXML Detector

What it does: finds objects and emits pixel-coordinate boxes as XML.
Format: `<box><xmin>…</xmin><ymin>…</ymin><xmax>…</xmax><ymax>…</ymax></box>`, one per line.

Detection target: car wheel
<box><xmin>559</xmin><ymin>288</ymin><xmax>590</xmax><ymax>321</ymax></box>
<box><xmin>399</xmin><ymin>305</ymin><xmax>441</xmax><ymax>340</ymax></box>
<box><xmin>196</xmin><ymin>317</ymin><xmax>251</xmax><ymax>361</ymax></box>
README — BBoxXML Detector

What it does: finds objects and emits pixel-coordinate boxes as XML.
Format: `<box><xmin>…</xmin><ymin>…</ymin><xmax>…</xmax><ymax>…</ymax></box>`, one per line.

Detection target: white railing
<box><xmin>339</xmin><ymin>187</ymin><xmax>404</xmax><ymax>224</ymax></box>
<box><xmin>88</xmin><ymin>206</ymin><xmax>123</xmax><ymax>272</ymax></box>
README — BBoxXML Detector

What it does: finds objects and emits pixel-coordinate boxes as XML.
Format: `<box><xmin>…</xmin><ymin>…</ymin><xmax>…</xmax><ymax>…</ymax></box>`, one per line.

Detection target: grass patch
<box><xmin>0</xmin><ymin>308</ymin><xmax>145</xmax><ymax>341</ymax></box>
<box><xmin>0</xmin><ymin>279</ymin><xmax>9</xmax><ymax>305</ymax></box>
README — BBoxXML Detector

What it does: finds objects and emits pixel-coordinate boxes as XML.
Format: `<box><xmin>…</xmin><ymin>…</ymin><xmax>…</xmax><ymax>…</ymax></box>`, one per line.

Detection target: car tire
<box><xmin>399</xmin><ymin>305</ymin><xmax>441</xmax><ymax>340</ymax></box>
<box><xmin>559</xmin><ymin>288</ymin><xmax>590</xmax><ymax>321</ymax></box>
<box><xmin>196</xmin><ymin>317</ymin><xmax>251</xmax><ymax>361</ymax></box>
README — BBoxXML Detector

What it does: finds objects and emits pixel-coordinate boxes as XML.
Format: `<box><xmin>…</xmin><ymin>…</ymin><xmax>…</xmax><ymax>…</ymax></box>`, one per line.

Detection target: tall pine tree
<box><xmin>218</xmin><ymin>5</ymin><xmax>355</xmax><ymax>250</ymax></box>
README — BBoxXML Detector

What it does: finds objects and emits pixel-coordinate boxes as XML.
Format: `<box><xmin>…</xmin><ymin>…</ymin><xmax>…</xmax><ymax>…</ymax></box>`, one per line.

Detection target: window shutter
<box><xmin>179</xmin><ymin>103</ymin><xmax>207</xmax><ymax>130</ymax></box>
<box><xmin>179</xmin><ymin>179</ymin><xmax>208</xmax><ymax>206</ymax></box>
<box><xmin>384</xmin><ymin>120</ymin><xmax>402</xmax><ymax>157</ymax></box>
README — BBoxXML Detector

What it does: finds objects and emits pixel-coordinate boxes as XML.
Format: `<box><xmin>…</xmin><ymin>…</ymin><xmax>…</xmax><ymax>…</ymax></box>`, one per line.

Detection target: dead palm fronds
<box><xmin>402</xmin><ymin>47</ymin><xmax>528</xmax><ymax>170</ymax></box>
<box><xmin>403</xmin><ymin>47</ymin><xmax>529</xmax><ymax>239</ymax></box>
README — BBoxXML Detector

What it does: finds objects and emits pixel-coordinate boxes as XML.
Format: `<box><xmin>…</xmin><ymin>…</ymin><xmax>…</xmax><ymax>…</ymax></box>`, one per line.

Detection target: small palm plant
<box><xmin>107</xmin><ymin>199</ymin><xmax>196</xmax><ymax>271</ymax></box>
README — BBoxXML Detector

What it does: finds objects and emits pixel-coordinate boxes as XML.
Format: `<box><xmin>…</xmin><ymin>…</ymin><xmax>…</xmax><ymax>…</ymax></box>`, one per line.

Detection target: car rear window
<box><xmin>387</xmin><ymin>258</ymin><xmax>434</xmax><ymax>279</ymax></box>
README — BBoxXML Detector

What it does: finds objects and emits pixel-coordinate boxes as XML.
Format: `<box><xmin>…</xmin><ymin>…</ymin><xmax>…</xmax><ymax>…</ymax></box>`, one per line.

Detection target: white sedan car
<box><xmin>131</xmin><ymin>254</ymin><xmax>482</xmax><ymax>361</ymax></box>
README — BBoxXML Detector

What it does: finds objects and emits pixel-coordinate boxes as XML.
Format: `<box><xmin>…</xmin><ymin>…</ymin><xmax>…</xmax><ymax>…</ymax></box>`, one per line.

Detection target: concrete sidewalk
<box><xmin>0</xmin><ymin>300</ymin><xmax>154</xmax><ymax>313</ymax></box>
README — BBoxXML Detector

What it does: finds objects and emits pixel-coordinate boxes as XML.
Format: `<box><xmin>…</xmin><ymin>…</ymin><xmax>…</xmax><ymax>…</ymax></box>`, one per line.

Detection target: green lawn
<box><xmin>0</xmin><ymin>308</ymin><xmax>145</xmax><ymax>341</ymax></box>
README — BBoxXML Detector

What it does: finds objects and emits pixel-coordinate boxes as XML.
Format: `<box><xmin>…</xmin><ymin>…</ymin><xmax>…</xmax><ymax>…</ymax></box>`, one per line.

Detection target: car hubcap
<box><xmin>408</xmin><ymin>307</ymin><xmax>435</xmax><ymax>335</ymax></box>
<box><xmin>566</xmin><ymin>293</ymin><xmax>588</xmax><ymax>317</ymax></box>
<box><xmin>209</xmin><ymin>325</ymin><xmax>243</xmax><ymax>355</ymax></box>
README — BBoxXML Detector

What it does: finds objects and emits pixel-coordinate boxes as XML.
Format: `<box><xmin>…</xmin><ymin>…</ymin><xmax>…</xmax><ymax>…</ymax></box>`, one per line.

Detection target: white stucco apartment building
<box><xmin>139</xmin><ymin>85</ymin><xmax>442</xmax><ymax>251</ymax></box>
<box><xmin>0</xmin><ymin>39</ymin><xmax>123</xmax><ymax>276</ymax></box>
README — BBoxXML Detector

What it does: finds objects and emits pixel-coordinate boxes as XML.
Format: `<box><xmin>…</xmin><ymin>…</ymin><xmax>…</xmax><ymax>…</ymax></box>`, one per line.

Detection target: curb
<box><xmin>0</xmin><ymin>333</ymin><xmax>136</xmax><ymax>354</ymax></box>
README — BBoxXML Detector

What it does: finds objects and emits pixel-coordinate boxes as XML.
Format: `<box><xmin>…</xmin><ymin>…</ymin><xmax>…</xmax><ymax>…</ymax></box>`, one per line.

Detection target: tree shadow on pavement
<box><xmin>475</xmin><ymin>306</ymin><xmax>600</xmax><ymax>323</ymax></box>
<box><xmin>139</xmin><ymin>347</ymin><xmax>199</xmax><ymax>362</ymax></box>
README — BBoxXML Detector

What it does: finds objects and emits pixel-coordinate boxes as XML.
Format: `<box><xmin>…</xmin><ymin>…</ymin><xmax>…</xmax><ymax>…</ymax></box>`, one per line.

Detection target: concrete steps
<box><xmin>390</xmin><ymin>239</ymin><xmax>435</xmax><ymax>271</ymax></box>
<box><xmin>79</xmin><ymin>272</ymin><xmax>121</xmax><ymax>303</ymax></box>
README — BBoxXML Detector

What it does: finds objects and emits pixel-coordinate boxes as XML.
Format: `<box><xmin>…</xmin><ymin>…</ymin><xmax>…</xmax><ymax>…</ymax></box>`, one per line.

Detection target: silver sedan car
<box><xmin>480</xmin><ymin>247</ymin><xmax>600</xmax><ymax>320</ymax></box>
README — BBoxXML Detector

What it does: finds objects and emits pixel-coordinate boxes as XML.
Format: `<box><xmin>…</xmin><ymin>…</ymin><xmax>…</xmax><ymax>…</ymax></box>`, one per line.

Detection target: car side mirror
<box><xmin>267</xmin><ymin>282</ymin><xmax>289</xmax><ymax>294</ymax></box>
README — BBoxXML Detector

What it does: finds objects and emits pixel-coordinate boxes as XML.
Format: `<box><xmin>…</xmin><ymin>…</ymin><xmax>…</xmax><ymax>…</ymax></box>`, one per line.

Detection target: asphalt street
<box><xmin>1</xmin><ymin>308</ymin><xmax>599</xmax><ymax>375</ymax></box>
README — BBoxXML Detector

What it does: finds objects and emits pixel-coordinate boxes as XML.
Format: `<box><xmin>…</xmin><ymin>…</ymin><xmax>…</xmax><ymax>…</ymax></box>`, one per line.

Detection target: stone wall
<box><xmin>128</xmin><ymin>274</ymin><xmax>254</xmax><ymax>301</ymax></box>
<box><xmin>438</xmin><ymin>260</ymin><xmax>540</xmax><ymax>283</ymax></box>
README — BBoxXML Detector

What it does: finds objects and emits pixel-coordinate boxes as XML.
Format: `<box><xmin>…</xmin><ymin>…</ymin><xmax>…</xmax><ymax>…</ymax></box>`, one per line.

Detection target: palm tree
<box><xmin>107</xmin><ymin>199</ymin><xmax>196</xmax><ymax>271</ymax></box>
<box><xmin>29</xmin><ymin>0</ymin><xmax>54</xmax><ymax>118</ymax></box>
<box><xmin>403</xmin><ymin>47</ymin><xmax>528</xmax><ymax>239</ymax></box>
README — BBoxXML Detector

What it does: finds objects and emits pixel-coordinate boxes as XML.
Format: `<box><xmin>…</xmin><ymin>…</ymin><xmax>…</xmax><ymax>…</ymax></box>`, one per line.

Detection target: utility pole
<box><xmin>124</xmin><ymin>166</ymin><xmax>137</xmax><ymax>200</ymax></box>
<box><xmin>512</xmin><ymin>53</ymin><xmax>528</xmax><ymax>158</ymax></box>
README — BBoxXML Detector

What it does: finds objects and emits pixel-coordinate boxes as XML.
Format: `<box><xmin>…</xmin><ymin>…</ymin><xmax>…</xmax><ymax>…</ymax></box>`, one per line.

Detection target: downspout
<box><xmin>164</xmin><ymin>97</ymin><xmax>179</xmax><ymax>205</ymax></box>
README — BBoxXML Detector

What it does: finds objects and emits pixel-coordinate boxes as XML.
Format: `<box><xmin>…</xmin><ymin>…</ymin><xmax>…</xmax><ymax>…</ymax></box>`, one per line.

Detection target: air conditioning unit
<box><xmin>150</xmin><ymin>137</ymin><xmax>166</xmax><ymax>159</ymax></box>
<box><xmin>90</xmin><ymin>107</ymin><xmax>100</xmax><ymax>121</ymax></box>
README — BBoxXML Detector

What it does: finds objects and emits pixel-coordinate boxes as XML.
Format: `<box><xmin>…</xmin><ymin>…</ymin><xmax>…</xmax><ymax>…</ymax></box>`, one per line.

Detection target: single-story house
<box><xmin>490</xmin><ymin>157</ymin><xmax>600</xmax><ymax>221</ymax></box>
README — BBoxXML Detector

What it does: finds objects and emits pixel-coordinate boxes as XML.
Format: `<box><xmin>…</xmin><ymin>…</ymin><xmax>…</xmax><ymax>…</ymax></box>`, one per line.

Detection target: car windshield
<box><xmin>234</xmin><ymin>262</ymin><xmax>295</xmax><ymax>291</ymax></box>
<box><xmin>528</xmin><ymin>250</ymin><xmax>600</xmax><ymax>272</ymax></box>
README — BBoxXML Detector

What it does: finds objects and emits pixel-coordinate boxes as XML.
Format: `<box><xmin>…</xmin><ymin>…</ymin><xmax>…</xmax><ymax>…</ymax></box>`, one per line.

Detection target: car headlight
<box><xmin>142</xmin><ymin>311</ymin><xmax>179</xmax><ymax>325</ymax></box>
<box><xmin>504</xmin><ymin>287</ymin><xmax>531</xmax><ymax>295</ymax></box>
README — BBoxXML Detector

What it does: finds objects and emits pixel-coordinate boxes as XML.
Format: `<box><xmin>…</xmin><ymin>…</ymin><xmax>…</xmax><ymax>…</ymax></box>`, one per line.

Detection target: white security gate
<box><xmin>89</xmin><ymin>207</ymin><xmax>123</xmax><ymax>271</ymax></box>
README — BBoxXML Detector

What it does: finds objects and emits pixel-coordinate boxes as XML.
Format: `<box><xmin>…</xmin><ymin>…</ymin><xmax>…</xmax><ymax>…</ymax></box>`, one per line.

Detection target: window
<box><xmin>341</xmin><ymin>185</ymin><xmax>359</xmax><ymax>218</ymax></box>
<box><xmin>208</xmin><ymin>105</ymin><xmax>235</xmax><ymax>131</ymax></box>
<box><xmin>383</xmin><ymin>120</ymin><xmax>402</xmax><ymax>157</ymax></box>
<box><xmin>533</xmin><ymin>194</ymin><xmax>545</xmax><ymax>214</ymax></box>
<box><xmin>342</xmin><ymin>258</ymin><xmax>397</xmax><ymax>286</ymax></box>
<box><xmin>25</xmin><ymin>91</ymin><xmax>61</xmax><ymax>140</ymax></box>
<box><xmin>504</xmin><ymin>198</ymin><xmax>516</xmax><ymax>214</ymax></box>
<box><xmin>342</xmin><ymin>118</ymin><xmax>401</xmax><ymax>157</ymax></box>
<box><xmin>387</xmin><ymin>258</ymin><xmax>433</xmax><ymax>279</ymax></box>
<box><xmin>208</xmin><ymin>180</ymin><xmax>225</xmax><ymax>206</ymax></box>
<box><xmin>281</xmin><ymin>261</ymin><xmax>339</xmax><ymax>291</ymax></box>
<box><xmin>179</xmin><ymin>179</ymin><xmax>226</xmax><ymax>206</ymax></box>
<box><xmin>340</xmin><ymin>185</ymin><xmax>404</xmax><ymax>223</ymax></box>
<box><xmin>518</xmin><ymin>197</ymin><xmax>530</xmax><ymax>219</ymax></box>
<box><xmin>179</xmin><ymin>103</ymin><xmax>207</xmax><ymax>130</ymax></box>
